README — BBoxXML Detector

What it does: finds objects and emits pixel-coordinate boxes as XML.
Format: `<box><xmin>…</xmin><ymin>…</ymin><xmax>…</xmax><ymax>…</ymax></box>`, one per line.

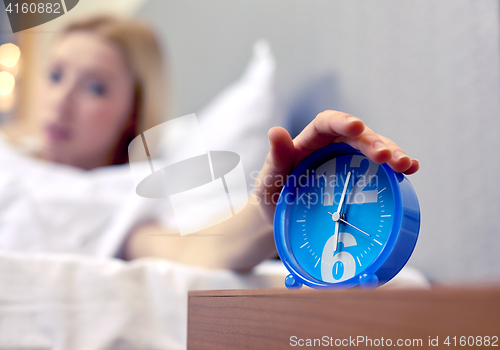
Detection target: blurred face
<box><xmin>39</xmin><ymin>31</ymin><xmax>135</xmax><ymax>170</ymax></box>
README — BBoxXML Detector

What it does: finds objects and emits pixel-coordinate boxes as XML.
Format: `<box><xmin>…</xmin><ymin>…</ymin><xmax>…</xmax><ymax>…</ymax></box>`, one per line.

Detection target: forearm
<box><xmin>123</xmin><ymin>196</ymin><xmax>276</xmax><ymax>271</ymax></box>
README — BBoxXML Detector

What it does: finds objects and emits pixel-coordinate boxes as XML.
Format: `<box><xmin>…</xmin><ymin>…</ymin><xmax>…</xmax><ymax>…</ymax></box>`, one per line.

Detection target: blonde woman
<box><xmin>0</xmin><ymin>16</ymin><xmax>419</xmax><ymax>270</ymax></box>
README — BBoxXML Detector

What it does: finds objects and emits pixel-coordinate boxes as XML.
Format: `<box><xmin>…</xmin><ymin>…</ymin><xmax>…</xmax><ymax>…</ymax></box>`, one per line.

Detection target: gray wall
<box><xmin>138</xmin><ymin>0</ymin><xmax>500</xmax><ymax>283</ymax></box>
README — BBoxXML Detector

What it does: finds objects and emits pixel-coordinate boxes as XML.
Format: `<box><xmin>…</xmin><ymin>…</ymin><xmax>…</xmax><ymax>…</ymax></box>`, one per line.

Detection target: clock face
<box><xmin>287</xmin><ymin>154</ymin><xmax>395</xmax><ymax>284</ymax></box>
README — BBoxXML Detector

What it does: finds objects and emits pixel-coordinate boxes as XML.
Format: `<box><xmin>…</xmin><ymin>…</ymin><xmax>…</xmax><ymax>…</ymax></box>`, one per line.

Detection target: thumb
<box><xmin>253</xmin><ymin>127</ymin><xmax>295</xmax><ymax>222</ymax></box>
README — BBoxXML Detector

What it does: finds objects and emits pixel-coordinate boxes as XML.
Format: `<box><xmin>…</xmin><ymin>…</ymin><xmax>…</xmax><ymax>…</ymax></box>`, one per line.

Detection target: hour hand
<box><xmin>327</xmin><ymin>211</ymin><xmax>341</xmax><ymax>252</ymax></box>
<box><xmin>333</xmin><ymin>221</ymin><xmax>339</xmax><ymax>252</ymax></box>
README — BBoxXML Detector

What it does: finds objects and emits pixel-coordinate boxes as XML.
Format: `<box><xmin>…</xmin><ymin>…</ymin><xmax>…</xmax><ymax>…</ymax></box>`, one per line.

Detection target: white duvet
<box><xmin>0</xmin><ymin>137</ymin><xmax>160</xmax><ymax>257</ymax></box>
<box><xmin>0</xmin><ymin>252</ymin><xmax>287</xmax><ymax>350</ymax></box>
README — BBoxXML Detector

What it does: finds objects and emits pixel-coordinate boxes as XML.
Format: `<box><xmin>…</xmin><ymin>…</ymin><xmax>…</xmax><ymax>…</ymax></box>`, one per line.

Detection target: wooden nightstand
<box><xmin>188</xmin><ymin>287</ymin><xmax>500</xmax><ymax>349</ymax></box>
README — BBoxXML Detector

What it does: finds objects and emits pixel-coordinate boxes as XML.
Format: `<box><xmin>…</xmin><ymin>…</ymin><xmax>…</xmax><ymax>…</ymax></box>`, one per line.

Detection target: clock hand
<box><xmin>327</xmin><ymin>211</ymin><xmax>342</xmax><ymax>252</ymax></box>
<box><xmin>328</xmin><ymin>211</ymin><xmax>371</xmax><ymax>237</ymax></box>
<box><xmin>336</xmin><ymin>171</ymin><xmax>352</xmax><ymax>214</ymax></box>
<box><xmin>333</xmin><ymin>221</ymin><xmax>340</xmax><ymax>252</ymax></box>
<box><xmin>339</xmin><ymin>218</ymin><xmax>371</xmax><ymax>237</ymax></box>
<box><xmin>330</xmin><ymin>172</ymin><xmax>352</xmax><ymax>252</ymax></box>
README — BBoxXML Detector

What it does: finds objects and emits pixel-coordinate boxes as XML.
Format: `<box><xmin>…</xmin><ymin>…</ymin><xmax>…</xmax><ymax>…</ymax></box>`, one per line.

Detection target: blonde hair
<box><xmin>62</xmin><ymin>16</ymin><xmax>166</xmax><ymax>165</ymax></box>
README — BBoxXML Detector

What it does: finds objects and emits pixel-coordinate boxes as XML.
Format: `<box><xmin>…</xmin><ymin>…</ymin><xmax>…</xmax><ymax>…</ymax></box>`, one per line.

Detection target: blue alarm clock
<box><xmin>274</xmin><ymin>143</ymin><xmax>420</xmax><ymax>289</ymax></box>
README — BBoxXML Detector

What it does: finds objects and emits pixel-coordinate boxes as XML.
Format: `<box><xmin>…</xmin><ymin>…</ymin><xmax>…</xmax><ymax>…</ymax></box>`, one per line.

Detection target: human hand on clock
<box><xmin>254</xmin><ymin>110</ymin><xmax>419</xmax><ymax>224</ymax></box>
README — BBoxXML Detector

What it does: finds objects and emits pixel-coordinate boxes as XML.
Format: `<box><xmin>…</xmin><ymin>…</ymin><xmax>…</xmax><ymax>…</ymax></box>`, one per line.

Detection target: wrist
<box><xmin>249</xmin><ymin>192</ymin><xmax>275</xmax><ymax>226</ymax></box>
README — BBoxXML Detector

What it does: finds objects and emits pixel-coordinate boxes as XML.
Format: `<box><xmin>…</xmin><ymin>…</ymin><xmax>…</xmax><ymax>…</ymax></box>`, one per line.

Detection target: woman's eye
<box><xmin>49</xmin><ymin>70</ymin><xmax>62</xmax><ymax>83</ymax></box>
<box><xmin>89</xmin><ymin>82</ymin><xmax>106</xmax><ymax>96</ymax></box>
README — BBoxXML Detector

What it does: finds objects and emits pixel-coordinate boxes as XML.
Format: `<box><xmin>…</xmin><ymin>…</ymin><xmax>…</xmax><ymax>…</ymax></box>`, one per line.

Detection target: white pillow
<box><xmin>160</xmin><ymin>39</ymin><xmax>281</xmax><ymax>190</ymax></box>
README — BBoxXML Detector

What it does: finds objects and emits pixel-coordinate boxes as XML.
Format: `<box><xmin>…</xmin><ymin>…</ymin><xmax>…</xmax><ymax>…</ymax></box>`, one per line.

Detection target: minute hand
<box><xmin>337</xmin><ymin>171</ymin><xmax>352</xmax><ymax>213</ymax></box>
<box><xmin>332</xmin><ymin>171</ymin><xmax>352</xmax><ymax>252</ymax></box>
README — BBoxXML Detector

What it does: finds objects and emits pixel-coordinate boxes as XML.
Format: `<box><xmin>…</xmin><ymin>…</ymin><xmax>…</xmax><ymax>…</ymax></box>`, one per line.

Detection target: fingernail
<box><xmin>373</xmin><ymin>141</ymin><xmax>388</xmax><ymax>151</ymax></box>
<box><xmin>393</xmin><ymin>150</ymin><xmax>407</xmax><ymax>160</ymax></box>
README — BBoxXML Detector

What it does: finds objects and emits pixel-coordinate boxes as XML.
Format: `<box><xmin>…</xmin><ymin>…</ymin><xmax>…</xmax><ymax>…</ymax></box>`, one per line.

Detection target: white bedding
<box><xmin>0</xmin><ymin>252</ymin><xmax>428</xmax><ymax>350</ymax></box>
<box><xmin>0</xmin><ymin>136</ymin><xmax>166</xmax><ymax>257</ymax></box>
<box><xmin>0</xmin><ymin>252</ymin><xmax>286</xmax><ymax>350</ymax></box>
